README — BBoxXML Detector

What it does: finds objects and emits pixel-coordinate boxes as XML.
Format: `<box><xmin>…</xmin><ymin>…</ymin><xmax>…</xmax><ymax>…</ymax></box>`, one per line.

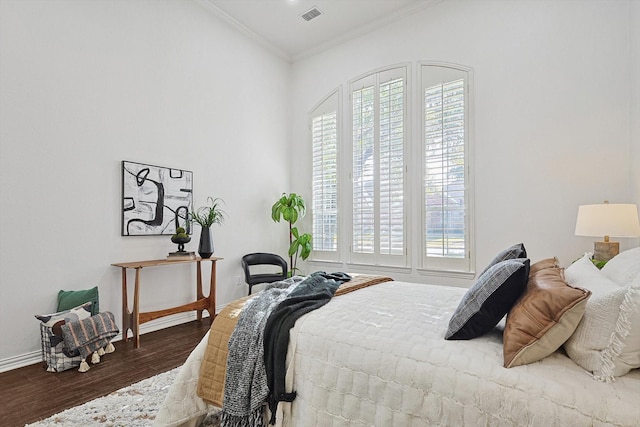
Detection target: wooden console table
<box><xmin>111</xmin><ymin>257</ymin><xmax>221</xmax><ymax>348</ymax></box>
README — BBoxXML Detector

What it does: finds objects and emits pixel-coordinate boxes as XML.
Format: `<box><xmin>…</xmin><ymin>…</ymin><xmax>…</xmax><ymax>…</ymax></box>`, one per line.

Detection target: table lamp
<box><xmin>574</xmin><ymin>202</ymin><xmax>640</xmax><ymax>261</ymax></box>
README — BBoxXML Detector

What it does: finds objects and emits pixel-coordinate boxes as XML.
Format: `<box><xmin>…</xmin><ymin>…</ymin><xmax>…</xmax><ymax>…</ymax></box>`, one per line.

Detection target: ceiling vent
<box><xmin>301</xmin><ymin>7</ymin><xmax>322</xmax><ymax>22</ymax></box>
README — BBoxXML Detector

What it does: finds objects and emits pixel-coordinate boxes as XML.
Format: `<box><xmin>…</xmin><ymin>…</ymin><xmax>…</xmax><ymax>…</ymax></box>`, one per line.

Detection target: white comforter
<box><xmin>156</xmin><ymin>281</ymin><xmax>640</xmax><ymax>427</ymax></box>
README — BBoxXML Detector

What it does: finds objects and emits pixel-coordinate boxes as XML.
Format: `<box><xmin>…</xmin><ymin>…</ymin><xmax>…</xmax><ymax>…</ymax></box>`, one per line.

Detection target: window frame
<box><xmin>418</xmin><ymin>61</ymin><xmax>474</xmax><ymax>275</ymax></box>
<box><xmin>309</xmin><ymin>88</ymin><xmax>342</xmax><ymax>262</ymax></box>
<box><xmin>348</xmin><ymin>65</ymin><xmax>409</xmax><ymax>268</ymax></box>
<box><xmin>307</xmin><ymin>62</ymin><xmax>474</xmax><ymax>277</ymax></box>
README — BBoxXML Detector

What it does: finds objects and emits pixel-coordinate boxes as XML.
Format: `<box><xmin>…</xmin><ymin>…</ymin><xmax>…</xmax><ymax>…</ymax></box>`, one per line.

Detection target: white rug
<box><xmin>24</xmin><ymin>367</ymin><xmax>220</xmax><ymax>427</ymax></box>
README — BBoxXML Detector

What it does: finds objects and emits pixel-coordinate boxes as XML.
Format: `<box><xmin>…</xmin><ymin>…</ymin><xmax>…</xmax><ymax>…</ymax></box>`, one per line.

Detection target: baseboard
<box><xmin>0</xmin><ymin>305</ymin><xmax>224</xmax><ymax>373</ymax></box>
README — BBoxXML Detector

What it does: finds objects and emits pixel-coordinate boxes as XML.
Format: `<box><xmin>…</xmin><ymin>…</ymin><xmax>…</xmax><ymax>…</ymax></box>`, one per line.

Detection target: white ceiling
<box><xmin>195</xmin><ymin>0</ymin><xmax>440</xmax><ymax>61</ymax></box>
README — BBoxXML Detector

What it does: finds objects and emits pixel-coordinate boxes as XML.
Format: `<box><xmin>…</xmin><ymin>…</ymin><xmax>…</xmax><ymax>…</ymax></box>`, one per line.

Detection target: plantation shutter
<box><xmin>351</xmin><ymin>68</ymin><xmax>406</xmax><ymax>266</ymax></box>
<box><xmin>352</xmin><ymin>78</ymin><xmax>375</xmax><ymax>255</ymax></box>
<box><xmin>311</xmin><ymin>91</ymin><xmax>339</xmax><ymax>259</ymax></box>
<box><xmin>422</xmin><ymin>65</ymin><xmax>471</xmax><ymax>271</ymax></box>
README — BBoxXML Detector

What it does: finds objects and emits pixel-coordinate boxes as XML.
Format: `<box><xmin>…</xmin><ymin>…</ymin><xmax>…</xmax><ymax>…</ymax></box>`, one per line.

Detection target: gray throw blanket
<box><xmin>220</xmin><ymin>276</ymin><xmax>303</xmax><ymax>427</ymax></box>
<box><xmin>61</xmin><ymin>311</ymin><xmax>119</xmax><ymax>359</ymax></box>
<box><xmin>264</xmin><ymin>272</ymin><xmax>350</xmax><ymax>424</ymax></box>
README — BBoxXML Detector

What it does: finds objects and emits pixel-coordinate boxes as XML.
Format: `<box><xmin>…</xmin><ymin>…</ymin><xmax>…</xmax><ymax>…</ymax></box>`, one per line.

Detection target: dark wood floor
<box><xmin>0</xmin><ymin>320</ymin><xmax>210</xmax><ymax>427</ymax></box>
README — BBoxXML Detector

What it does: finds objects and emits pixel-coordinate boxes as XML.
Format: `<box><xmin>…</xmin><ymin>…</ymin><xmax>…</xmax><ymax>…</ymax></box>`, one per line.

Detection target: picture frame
<box><xmin>121</xmin><ymin>160</ymin><xmax>193</xmax><ymax>236</ymax></box>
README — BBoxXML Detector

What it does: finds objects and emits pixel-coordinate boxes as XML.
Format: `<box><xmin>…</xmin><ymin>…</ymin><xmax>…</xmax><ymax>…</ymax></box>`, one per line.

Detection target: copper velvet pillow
<box><xmin>503</xmin><ymin>259</ymin><xmax>591</xmax><ymax>368</ymax></box>
<box><xmin>527</xmin><ymin>257</ymin><xmax>559</xmax><ymax>276</ymax></box>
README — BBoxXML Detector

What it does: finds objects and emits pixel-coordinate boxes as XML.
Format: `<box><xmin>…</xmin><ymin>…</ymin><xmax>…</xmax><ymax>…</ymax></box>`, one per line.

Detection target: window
<box><xmin>309</xmin><ymin>63</ymin><xmax>473</xmax><ymax>274</ymax></box>
<box><xmin>421</xmin><ymin>63</ymin><xmax>472</xmax><ymax>272</ymax></box>
<box><xmin>351</xmin><ymin>67</ymin><xmax>407</xmax><ymax>266</ymax></box>
<box><xmin>310</xmin><ymin>91</ymin><xmax>339</xmax><ymax>260</ymax></box>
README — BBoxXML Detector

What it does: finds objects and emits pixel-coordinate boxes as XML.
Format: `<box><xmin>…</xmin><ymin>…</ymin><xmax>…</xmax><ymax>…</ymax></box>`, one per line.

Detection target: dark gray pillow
<box><xmin>445</xmin><ymin>258</ymin><xmax>530</xmax><ymax>340</ymax></box>
<box><xmin>480</xmin><ymin>243</ymin><xmax>527</xmax><ymax>276</ymax></box>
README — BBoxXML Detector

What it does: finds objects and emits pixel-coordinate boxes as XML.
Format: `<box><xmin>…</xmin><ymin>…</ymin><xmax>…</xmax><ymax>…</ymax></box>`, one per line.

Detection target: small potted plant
<box><xmin>170</xmin><ymin>227</ymin><xmax>191</xmax><ymax>253</ymax></box>
<box><xmin>190</xmin><ymin>197</ymin><xmax>226</xmax><ymax>258</ymax></box>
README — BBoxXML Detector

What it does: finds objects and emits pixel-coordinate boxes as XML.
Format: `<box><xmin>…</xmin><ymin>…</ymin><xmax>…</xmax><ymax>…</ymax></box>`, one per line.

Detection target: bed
<box><xmin>155</xmin><ymin>246</ymin><xmax>640</xmax><ymax>427</ymax></box>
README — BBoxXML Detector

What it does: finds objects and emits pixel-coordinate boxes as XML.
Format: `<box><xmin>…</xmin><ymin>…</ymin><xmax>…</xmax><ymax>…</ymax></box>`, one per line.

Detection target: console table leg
<box><xmin>196</xmin><ymin>261</ymin><xmax>203</xmax><ymax>321</ymax></box>
<box><xmin>209</xmin><ymin>260</ymin><xmax>217</xmax><ymax>322</ymax></box>
<box><xmin>121</xmin><ymin>268</ymin><xmax>131</xmax><ymax>343</ymax></box>
<box><xmin>133</xmin><ymin>267</ymin><xmax>141</xmax><ymax>348</ymax></box>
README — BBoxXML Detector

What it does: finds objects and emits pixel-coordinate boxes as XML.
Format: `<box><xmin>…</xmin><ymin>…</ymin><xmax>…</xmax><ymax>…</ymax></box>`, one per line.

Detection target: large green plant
<box><xmin>271</xmin><ymin>193</ymin><xmax>312</xmax><ymax>276</ymax></box>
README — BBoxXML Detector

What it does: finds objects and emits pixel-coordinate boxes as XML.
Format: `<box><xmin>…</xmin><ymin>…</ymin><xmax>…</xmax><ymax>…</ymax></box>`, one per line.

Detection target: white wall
<box><xmin>632</xmin><ymin>1</ymin><xmax>640</xmax><ymax>207</ymax></box>
<box><xmin>0</xmin><ymin>0</ymin><xmax>291</xmax><ymax>367</ymax></box>
<box><xmin>291</xmin><ymin>0</ymin><xmax>637</xmax><ymax>285</ymax></box>
<box><xmin>2</xmin><ymin>0</ymin><xmax>638</xmax><ymax>370</ymax></box>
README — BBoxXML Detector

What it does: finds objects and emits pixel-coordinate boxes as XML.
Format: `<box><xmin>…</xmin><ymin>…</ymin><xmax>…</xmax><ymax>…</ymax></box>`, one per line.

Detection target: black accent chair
<box><xmin>241</xmin><ymin>252</ymin><xmax>288</xmax><ymax>295</ymax></box>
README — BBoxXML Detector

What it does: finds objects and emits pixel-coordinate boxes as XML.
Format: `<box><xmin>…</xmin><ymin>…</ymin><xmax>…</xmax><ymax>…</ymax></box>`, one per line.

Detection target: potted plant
<box><xmin>190</xmin><ymin>197</ymin><xmax>226</xmax><ymax>258</ymax></box>
<box><xmin>271</xmin><ymin>193</ymin><xmax>312</xmax><ymax>276</ymax></box>
<box><xmin>170</xmin><ymin>226</ymin><xmax>191</xmax><ymax>253</ymax></box>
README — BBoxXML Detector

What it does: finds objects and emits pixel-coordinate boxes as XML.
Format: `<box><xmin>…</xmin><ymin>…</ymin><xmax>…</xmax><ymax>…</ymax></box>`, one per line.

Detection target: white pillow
<box><xmin>601</xmin><ymin>247</ymin><xmax>640</xmax><ymax>285</ymax></box>
<box><xmin>563</xmin><ymin>254</ymin><xmax>640</xmax><ymax>381</ymax></box>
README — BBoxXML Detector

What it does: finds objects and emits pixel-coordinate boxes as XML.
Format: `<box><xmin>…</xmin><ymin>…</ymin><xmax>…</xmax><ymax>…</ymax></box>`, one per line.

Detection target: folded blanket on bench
<box><xmin>61</xmin><ymin>311</ymin><xmax>119</xmax><ymax>371</ymax></box>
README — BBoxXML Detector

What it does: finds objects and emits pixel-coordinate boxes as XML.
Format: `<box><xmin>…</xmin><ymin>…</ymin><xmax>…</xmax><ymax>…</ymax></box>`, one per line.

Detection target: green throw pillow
<box><xmin>57</xmin><ymin>286</ymin><xmax>99</xmax><ymax>316</ymax></box>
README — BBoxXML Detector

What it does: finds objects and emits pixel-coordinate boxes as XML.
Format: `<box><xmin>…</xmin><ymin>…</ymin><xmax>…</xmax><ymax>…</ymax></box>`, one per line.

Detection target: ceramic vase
<box><xmin>198</xmin><ymin>227</ymin><xmax>214</xmax><ymax>258</ymax></box>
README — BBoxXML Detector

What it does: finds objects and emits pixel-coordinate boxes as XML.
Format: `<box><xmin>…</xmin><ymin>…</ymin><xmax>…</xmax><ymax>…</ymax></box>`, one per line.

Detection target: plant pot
<box><xmin>198</xmin><ymin>227</ymin><xmax>214</xmax><ymax>258</ymax></box>
<box><xmin>171</xmin><ymin>235</ymin><xmax>191</xmax><ymax>253</ymax></box>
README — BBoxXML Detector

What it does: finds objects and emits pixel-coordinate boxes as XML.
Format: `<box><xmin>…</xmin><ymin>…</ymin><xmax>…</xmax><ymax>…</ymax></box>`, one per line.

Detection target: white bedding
<box><xmin>156</xmin><ymin>281</ymin><xmax>640</xmax><ymax>427</ymax></box>
<box><xmin>155</xmin><ymin>330</ymin><xmax>214</xmax><ymax>427</ymax></box>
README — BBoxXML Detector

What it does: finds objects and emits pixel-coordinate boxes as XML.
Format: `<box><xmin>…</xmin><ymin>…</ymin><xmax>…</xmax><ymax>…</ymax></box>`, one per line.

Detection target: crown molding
<box><xmin>193</xmin><ymin>0</ymin><xmax>444</xmax><ymax>64</ymax></box>
<box><xmin>192</xmin><ymin>0</ymin><xmax>292</xmax><ymax>62</ymax></box>
<box><xmin>292</xmin><ymin>0</ymin><xmax>445</xmax><ymax>62</ymax></box>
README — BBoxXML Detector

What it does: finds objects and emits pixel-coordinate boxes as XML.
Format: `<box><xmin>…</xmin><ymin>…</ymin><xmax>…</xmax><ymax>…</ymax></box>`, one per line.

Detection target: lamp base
<box><xmin>594</xmin><ymin>241</ymin><xmax>619</xmax><ymax>262</ymax></box>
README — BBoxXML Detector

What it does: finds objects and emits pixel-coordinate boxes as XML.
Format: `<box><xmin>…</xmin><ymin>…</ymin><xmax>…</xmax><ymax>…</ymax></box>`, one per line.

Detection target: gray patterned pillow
<box><xmin>480</xmin><ymin>243</ymin><xmax>527</xmax><ymax>276</ymax></box>
<box><xmin>446</xmin><ymin>258</ymin><xmax>530</xmax><ymax>340</ymax></box>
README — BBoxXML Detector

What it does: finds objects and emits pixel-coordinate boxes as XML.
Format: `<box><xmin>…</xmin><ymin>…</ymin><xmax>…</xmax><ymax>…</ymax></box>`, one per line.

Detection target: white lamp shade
<box><xmin>575</xmin><ymin>204</ymin><xmax>640</xmax><ymax>238</ymax></box>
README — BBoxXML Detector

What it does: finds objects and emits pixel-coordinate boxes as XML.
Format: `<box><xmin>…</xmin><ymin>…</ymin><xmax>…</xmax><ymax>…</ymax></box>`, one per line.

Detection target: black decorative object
<box><xmin>171</xmin><ymin>234</ymin><xmax>191</xmax><ymax>253</ymax></box>
<box><xmin>198</xmin><ymin>227</ymin><xmax>214</xmax><ymax>258</ymax></box>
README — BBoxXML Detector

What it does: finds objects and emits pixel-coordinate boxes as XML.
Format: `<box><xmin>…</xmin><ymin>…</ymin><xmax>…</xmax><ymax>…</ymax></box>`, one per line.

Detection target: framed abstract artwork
<box><xmin>121</xmin><ymin>160</ymin><xmax>193</xmax><ymax>236</ymax></box>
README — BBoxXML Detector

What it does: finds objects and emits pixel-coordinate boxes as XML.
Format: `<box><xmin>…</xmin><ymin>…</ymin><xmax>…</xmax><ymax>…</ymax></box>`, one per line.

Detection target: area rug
<box><xmin>25</xmin><ymin>367</ymin><xmax>221</xmax><ymax>427</ymax></box>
